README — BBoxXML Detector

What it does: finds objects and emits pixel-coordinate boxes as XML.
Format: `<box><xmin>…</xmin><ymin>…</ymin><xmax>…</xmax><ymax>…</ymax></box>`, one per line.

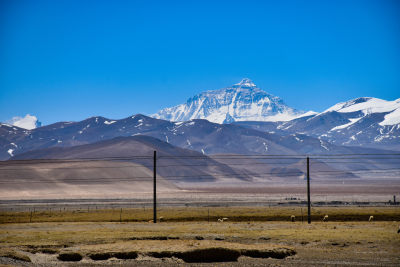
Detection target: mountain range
<box><xmin>1</xmin><ymin>78</ymin><xmax>399</xmax><ymax>156</ymax></box>
<box><xmin>2</xmin><ymin>113</ymin><xmax>396</xmax><ymax>161</ymax></box>
<box><xmin>1</xmin><ymin>112</ymin><xmax>397</xmax><ymax>185</ymax></box>
<box><xmin>1</xmin><ymin>79</ymin><xmax>399</xmax><ymax>198</ymax></box>
<box><xmin>235</xmin><ymin>97</ymin><xmax>400</xmax><ymax>151</ymax></box>
<box><xmin>152</xmin><ymin>79</ymin><xmax>400</xmax><ymax>151</ymax></box>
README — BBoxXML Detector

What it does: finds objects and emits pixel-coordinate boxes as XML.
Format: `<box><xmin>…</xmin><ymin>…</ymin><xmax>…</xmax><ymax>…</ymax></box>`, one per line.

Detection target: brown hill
<box><xmin>0</xmin><ymin>136</ymin><xmax>254</xmax><ymax>199</ymax></box>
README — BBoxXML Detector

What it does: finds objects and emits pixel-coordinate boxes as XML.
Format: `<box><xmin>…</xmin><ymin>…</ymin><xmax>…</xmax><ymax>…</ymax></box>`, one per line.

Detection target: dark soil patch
<box><xmin>241</xmin><ymin>248</ymin><xmax>296</xmax><ymax>259</ymax></box>
<box><xmin>176</xmin><ymin>248</ymin><xmax>240</xmax><ymax>263</ymax></box>
<box><xmin>39</xmin><ymin>248</ymin><xmax>59</xmax><ymax>254</ymax></box>
<box><xmin>147</xmin><ymin>251</ymin><xmax>176</xmax><ymax>258</ymax></box>
<box><xmin>57</xmin><ymin>252</ymin><xmax>83</xmax><ymax>261</ymax></box>
<box><xmin>113</xmin><ymin>251</ymin><xmax>138</xmax><ymax>259</ymax></box>
<box><xmin>195</xmin><ymin>236</ymin><xmax>204</xmax><ymax>240</ymax></box>
<box><xmin>88</xmin><ymin>252</ymin><xmax>113</xmax><ymax>260</ymax></box>
<box><xmin>145</xmin><ymin>247</ymin><xmax>296</xmax><ymax>263</ymax></box>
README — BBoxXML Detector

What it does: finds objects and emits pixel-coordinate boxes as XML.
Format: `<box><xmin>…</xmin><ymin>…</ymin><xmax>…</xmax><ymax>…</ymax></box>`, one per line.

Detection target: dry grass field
<box><xmin>1</xmin><ymin>206</ymin><xmax>399</xmax><ymax>223</ymax></box>
<box><xmin>0</xmin><ymin>206</ymin><xmax>400</xmax><ymax>266</ymax></box>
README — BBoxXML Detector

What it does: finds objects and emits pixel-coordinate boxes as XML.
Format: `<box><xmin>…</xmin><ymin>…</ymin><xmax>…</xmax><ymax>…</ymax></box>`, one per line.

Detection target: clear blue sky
<box><xmin>1</xmin><ymin>0</ymin><xmax>399</xmax><ymax>125</ymax></box>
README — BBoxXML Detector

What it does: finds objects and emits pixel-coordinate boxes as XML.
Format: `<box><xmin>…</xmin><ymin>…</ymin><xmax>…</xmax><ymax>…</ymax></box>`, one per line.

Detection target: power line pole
<box><xmin>153</xmin><ymin>150</ymin><xmax>157</xmax><ymax>223</ymax></box>
<box><xmin>307</xmin><ymin>156</ymin><xmax>311</xmax><ymax>224</ymax></box>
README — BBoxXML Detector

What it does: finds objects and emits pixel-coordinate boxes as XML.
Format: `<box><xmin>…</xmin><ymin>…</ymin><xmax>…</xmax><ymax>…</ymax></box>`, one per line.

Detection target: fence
<box><xmin>0</xmin><ymin>153</ymin><xmax>399</xmax><ymax>223</ymax></box>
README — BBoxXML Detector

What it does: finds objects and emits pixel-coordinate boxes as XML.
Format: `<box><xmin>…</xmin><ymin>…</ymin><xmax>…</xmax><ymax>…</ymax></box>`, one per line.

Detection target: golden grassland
<box><xmin>0</xmin><ymin>220</ymin><xmax>399</xmax><ymax>265</ymax></box>
<box><xmin>1</xmin><ymin>205</ymin><xmax>399</xmax><ymax>224</ymax></box>
<box><xmin>0</xmin><ymin>206</ymin><xmax>400</xmax><ymax>266</ymax></box>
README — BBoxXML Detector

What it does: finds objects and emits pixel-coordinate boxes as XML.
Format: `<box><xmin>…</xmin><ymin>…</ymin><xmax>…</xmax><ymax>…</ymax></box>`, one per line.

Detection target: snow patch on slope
<box><xmin>379</xmin><ymin>107</ymin><xmax>400</xmax><ymax>126</ymax></box>
<box><xmin>330</xmin><ymin>117</ymin><xmax>363</xmax><ymax>131</ymax></box>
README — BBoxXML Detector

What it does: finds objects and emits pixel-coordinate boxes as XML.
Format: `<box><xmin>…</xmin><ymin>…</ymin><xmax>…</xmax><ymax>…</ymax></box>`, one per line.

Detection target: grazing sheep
<box><xmin>159</xmin><ymin>216</ymin><xmax>164</xmax><ymax>222</ymax></box>
<box><xmin>369</xmin><ymin>216</ymin><xmax>374</xmax><ymax>222</ymax></box>
<box><xmin>290</xmin><ymin>215</ymin><xmax>295</xmax><ymax>222</ymax></box>
<box><xmin>323</xmin><ymin>215</ymin><xmax>328</xmax><ymax>222</ymax></box>
<box><xmin>222</xmin><ymin>217</ymin><xmax>228</xmax><ymax>221</ymax></box>
<box><xmin>218</xmin><ymin>218</ymin><xmax>228</xmax><ymax>222</ymax></box>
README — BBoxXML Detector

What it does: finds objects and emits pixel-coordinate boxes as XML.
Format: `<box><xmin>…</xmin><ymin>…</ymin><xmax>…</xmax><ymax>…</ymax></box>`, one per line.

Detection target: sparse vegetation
<box><xmin>0</xmin><ymin>207</ymin><xmax>399</xmax><ymax>265</ymax></box>
<box><xmin>1</xmin><ymin>206</ymin><xmax>399</xmax><ymax>224</ymax></box>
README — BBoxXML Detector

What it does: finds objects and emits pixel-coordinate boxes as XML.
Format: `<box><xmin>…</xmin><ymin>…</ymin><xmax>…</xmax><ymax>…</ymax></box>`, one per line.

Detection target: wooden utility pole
<box><xmin>153</xmin><ymin>151</ymin><xmax>157</xmax><ymax>223</ymax></box>
<box><xmin>307</xmin><ymin>156</ymin><xmax>311</xmax><ymax>224</ymax></box>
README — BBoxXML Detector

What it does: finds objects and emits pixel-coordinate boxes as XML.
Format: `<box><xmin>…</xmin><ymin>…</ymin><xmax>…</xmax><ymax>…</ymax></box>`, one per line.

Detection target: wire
<box><xmin>0</xmin><ymin>156</ymin><xmax>152</xmax><ymax>165</ymax></box>
<box><xmin>1</xmin><ymin>168</ymin><xmax>399</xmax><ymax>184</ymax></box>
<box><xmin>2</xmin><ymin>154</ymin><xmax>399</xmax><ymax>166</ymax></box>
<box><xmin>1</xmin><ymin>160</ymin><xmax>398</xmax><ymax>170</ymax></box>
<box><xmin>0</xmin><ymin>165</ymin><xmax>153</xmax><ymax>171</ymax></box>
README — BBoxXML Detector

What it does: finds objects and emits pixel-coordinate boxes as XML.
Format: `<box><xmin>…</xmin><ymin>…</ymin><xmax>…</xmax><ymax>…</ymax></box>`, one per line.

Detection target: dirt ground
<box><xmin>1</xmin><ymin>219</ymin><xmax>399</xmax><ymax>266</ymax></box>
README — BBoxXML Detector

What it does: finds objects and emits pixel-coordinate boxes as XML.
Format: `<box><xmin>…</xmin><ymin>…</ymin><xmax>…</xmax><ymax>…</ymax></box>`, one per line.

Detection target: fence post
<box><xmin>153</xmin><ymin>151</ymin><xmax>157</xmax><ymax>223</ymax></box>
<box><xmin>307</xmin><ymin>156</ymin><xmax>311</xmax><ymax>224</ymax></box>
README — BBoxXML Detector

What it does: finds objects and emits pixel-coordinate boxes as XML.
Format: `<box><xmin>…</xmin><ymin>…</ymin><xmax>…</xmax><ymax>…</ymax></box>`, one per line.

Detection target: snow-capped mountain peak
<box><xmin>152</xmin><ymin>79</ymin><xmax>307</xmax><ymax>124</ymax></box>
<box><xmin>234</xmin><ymin>78</ymin><xmax>256</xmax><ymax>87</ymax></box>
<box><xmin>324</xmin><ymin>97</ymin><xmax>399</xmax><ymax>115</ymax></box>
<box><xmin>322</xmin><ymin>97</ymin><xmax>400</xmax><ymax>126</ymax></box>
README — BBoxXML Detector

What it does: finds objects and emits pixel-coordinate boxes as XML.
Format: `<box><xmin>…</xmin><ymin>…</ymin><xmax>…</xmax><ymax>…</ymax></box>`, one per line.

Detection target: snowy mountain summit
<box><xmin>153</xmin><ymin>78</ymin><xmax>308</xmax><ymax>123</ymax></box>
<box><xmin>323</xmin><ymin>97</ymin><xmax>400</xmax><ymax>126</ymax></box>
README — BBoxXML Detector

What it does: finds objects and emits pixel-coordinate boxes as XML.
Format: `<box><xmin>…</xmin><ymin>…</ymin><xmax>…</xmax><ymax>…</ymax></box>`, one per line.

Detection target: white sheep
<box><xmin>218</xmin><ymin>218</ymin><xmax>228</xmax><ymax>222</ymax></box>
<box><xmin>290</xmin><ymin>215</ymin><xmax>295</xmax><ymax>222</ymax></box>
<box><xmin>159</xmin><ymin>216</ymin><xmax>164</xmax><ymax>222</ymax></box>
<box><xmin>369</xmin><ymin>216</ymin><xmax>374</xmax><ymax>222</ymax></box>
<box><xmin>323</xmin><ymin>215</ymin><xmax>328</xmax><ymax>222</ymax></box>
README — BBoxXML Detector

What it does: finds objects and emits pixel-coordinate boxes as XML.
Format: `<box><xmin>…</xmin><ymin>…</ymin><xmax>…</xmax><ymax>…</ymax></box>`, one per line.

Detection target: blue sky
<box><xmin>1</xmin><ymin>0</ymin><xmax>399</xmax><ymax>125</ymax></box>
